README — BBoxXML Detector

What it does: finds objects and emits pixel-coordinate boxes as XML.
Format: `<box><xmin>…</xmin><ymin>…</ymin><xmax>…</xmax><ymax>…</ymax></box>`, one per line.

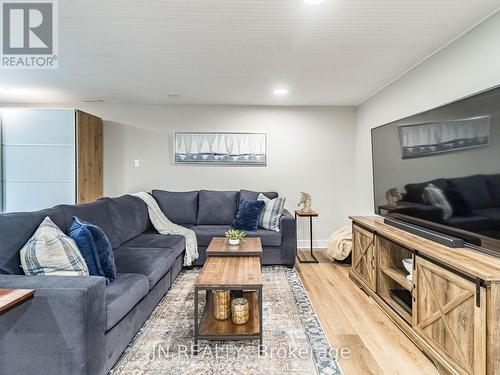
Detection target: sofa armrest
<box><xmin>0</xmin><ymin>275</ymin><xmax>107</xmax><ymax>375</ymax></box>
<box><xmin>280</xmin><ymin>210</ymin><xmax>297</xmax><ymax>266</ymax></box>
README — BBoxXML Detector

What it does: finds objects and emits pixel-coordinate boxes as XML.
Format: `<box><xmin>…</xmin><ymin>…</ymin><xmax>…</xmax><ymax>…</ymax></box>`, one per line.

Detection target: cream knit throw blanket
<box><xmin>132</xmin><ymin>192</ymin><xmax>199</xmax><ymax>266</ymax></box>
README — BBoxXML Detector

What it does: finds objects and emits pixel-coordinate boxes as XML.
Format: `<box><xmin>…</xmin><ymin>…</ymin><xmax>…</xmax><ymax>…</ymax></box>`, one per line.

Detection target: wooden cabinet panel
<box><xmin>76</xmin><ymin>110</ymin><xmax>103</xmax><ymax>203</ymax></box>
<box><xmin>487</xmin><ymin>283</ymin><xmax>500</xmax><ymax>375</ymax></box>
<box><xmin>352</xmin><ymin>224</ymin><xmax>376</xmax><ymax>291</ymax></box>
<box><xmin>413</xmin><ymin>256</ymin><xmax>486</xmax><ymax>375</ymax></box>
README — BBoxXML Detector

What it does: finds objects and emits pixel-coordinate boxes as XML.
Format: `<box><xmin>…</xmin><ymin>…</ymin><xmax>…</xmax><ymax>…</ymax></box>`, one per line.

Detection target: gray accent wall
<box><xmin>355</xmin><ymin>11</ymin><xmax>500</xmax><ymax>215</ymax></box>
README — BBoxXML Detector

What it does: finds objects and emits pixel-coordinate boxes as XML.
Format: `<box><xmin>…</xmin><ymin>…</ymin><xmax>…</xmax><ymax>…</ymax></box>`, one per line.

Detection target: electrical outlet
<box><xmin>134</xmin><ymin>160</ymin><xmax>141</xmax><ymax>168</ymax></box>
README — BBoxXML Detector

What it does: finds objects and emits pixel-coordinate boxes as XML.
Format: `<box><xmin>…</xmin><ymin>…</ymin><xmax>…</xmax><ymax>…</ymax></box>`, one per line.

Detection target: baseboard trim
<box><xmin>296</xmin><ymin>239</ymin><xmax>328</xmax><ymax>248</ymax></box>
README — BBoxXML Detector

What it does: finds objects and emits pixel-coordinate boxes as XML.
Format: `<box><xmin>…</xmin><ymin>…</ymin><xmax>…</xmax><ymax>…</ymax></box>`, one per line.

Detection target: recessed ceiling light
<box><xmin>273</xmin><ymin>88</ymin><xmax>289</xmax><ymax>96</ymax></box>
<box><xmin>304</xmin><ymin>0</ymin><xmax>325</xmax><ymax>5</ymax></box>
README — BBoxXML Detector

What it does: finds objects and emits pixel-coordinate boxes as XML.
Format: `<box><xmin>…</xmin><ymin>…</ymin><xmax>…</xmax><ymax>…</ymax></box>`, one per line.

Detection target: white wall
<box><xmin>74</xmin><ymin>104</ymin><xmax>356</xmax><ymax>246</ymax></box>
<box><xmin>355</xmin><ymin>11</ymin><xmax>500</xmax><ymax>214</ymax></box>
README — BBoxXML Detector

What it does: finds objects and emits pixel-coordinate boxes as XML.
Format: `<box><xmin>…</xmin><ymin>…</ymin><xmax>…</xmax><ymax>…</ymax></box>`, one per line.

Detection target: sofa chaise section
<box><xmin>0</xmin><ymin>197</ymin><xmax>182</xmax><ymax>375</ymax></box>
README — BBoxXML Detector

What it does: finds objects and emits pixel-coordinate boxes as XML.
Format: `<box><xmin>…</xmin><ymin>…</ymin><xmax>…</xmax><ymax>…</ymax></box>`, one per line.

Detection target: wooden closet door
<box><xmin>76</xmin><ymin>110</ymin><xmax>103</xmax><ymax>203</ymax></box>
<box><xmin>352</xmin><ymin>224</ymin><xmax>376</xmax><ymax>291</ymax></box>
<box><xmin>413</xmin><ymin>256</ymin><xmax>486</xmax><ymax>375</ymax></box>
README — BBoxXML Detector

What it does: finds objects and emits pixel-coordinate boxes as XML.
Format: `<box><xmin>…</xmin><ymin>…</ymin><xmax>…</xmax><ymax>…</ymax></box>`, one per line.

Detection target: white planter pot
<box><xmin>229</xmin><ymin>238</ymin><xmax>240</xmax><ymax>246</ymax></box>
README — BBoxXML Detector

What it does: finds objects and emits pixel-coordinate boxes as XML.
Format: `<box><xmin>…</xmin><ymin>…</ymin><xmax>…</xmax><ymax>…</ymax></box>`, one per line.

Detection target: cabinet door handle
<box><xmin>476</xmin><ymin>279</ymin><xmax>481</xmax><ymax>307</ymax></box>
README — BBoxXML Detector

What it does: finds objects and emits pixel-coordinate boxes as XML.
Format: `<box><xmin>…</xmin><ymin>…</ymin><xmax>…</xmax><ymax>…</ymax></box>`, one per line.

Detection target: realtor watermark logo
<box><xmin>1</xmin><ymin>0</ymin><xmax>58</xmax><ymax>69</ymax></box>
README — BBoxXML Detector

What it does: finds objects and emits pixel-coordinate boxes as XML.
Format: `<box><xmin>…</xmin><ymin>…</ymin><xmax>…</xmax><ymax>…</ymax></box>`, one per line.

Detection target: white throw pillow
<box><xmin>20</xmin><ymin>217</ymin><xmax>89</xmax><ymax>276</ymax></box>
<box><xmin>423</xmin><ymin>183</ymin><xmax>453</xmax><ymax>220</ymax></box>
<box><xmin>257</xmin><ymin>194</ymin><xmax>286</xmax><ymax>232</ymax></box>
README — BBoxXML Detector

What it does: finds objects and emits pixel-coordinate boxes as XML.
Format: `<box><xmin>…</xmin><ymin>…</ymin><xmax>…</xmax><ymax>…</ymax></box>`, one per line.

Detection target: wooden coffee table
<box><xmin>194</xmin><ymin>256</ymin><xmax>263</xmax><ymax>351</ymax></box>
<box><xmin>206</xmin><ymin>237</ymin><xmax>263</xmax><ymax>257</ymax></box>
<box><xmin>0</xmin><ymin>288</ymin><xmax>34</xmax><ymax>315</ymax></box>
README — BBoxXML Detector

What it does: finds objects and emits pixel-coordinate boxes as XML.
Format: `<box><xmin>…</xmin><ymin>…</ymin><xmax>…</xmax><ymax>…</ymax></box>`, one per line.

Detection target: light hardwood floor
<box><xmin>296</xmin><ymin>249</ymin><xmax>440</xmax><ymax>375</ymax></box>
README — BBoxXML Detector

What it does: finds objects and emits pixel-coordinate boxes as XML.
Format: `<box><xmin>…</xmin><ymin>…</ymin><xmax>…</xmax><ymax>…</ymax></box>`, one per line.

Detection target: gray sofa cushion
<box><xmin>104</xmin><ymin>195</ymin><xmax>151</xmax><ymax>247</ymax></box>
<box><xmin>448</xmin><ymin>175</ymin><xmax>494</xmax><ymax>210</ymax></box>
<box><xmin>60</xmin><ymin>200</ymin><xmax>118</xmax><ymax>249</ymax></box>
<box><xmin>105</xmin><ymin>273</ymin><xmax>149</xmax><ymax>331</ymax></box>
<box><xmin>197</xmin><ymin>190</ymin><xmax>238</xmax><ymax>225</ymax></box>
<box><xmin>103</xmin><ymin>271</ymin><xmax>171</xmax><ymax>374</ymax></box>
<box><xmin>113</xmin><ymin>247</ymin><xmax>177</xmax><ymax>290</ymax></box>
<box><xmin>0</xmin><ymin>207</ymin><xmax>66</xmax><ymax>275</ymax></box>
<box><xmin>444</xmin><ymin>215</ymin><xmax>493</xmax><ymax>232</ymax></box>
<box><xmin>122</xmin><ymin>230</ymin><xmax>185</xmax><ymax>258</ymax></box>
<box><xmin>473</xmin><ymin>208</ymin><xmax>500</xmax><ymax>223</ymax></box>
<box><xmin>191</xmin><ymin>225</ymin><xmax>281</xmax><ymax>247</ymax></box>
<box><xmin>486</xmin><ymin>174</ymin><xmax>500</xmax><ymax>206</ymax></box>
<box><xmin>151</xmin><ymin>190</ymin><xmax>199</xmax><ymax>225</ymax></box>
<box><xmin>239</xmin><ymin>190</ymin><xmax>278</xmax><ymax>202</ymax></box>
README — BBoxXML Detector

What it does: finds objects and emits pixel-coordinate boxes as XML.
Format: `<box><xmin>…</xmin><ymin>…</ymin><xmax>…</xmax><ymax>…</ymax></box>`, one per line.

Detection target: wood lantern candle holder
<box><xmin>212</xmin><ymin>290</ymin><xmax>230</xmax><ymax>320</ymax></box>
<box><xmin>231</xmin><ymin>297</ymin><xmax>249</xmax><ymax>325</ymax></box>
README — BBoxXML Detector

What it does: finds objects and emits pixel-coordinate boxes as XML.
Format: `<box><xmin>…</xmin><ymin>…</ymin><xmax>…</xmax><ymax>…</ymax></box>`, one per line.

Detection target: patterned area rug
<box><xmin>111</xmin><ymin>266</ymin><xmax>342</xmax><ymax>375</ymax></box>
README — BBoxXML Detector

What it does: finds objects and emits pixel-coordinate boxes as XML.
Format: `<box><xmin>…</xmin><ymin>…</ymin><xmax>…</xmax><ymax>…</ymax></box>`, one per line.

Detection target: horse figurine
<box><xmin>385</xmin><ymin>188</ymin><xmax>403</xmax><ymax>207</ymax></box>
<box><xmin>297</xmin><ymin>192</ymin><xmax>312</xmax><ymax>212</ymax></box>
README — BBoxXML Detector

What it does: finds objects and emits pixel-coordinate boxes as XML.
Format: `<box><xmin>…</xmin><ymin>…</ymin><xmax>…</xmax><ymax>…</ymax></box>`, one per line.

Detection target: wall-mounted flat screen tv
<box><xmin>372</xmin><ymin>85</ymin><xmax>500</xmax><ymax>255</ymax></box>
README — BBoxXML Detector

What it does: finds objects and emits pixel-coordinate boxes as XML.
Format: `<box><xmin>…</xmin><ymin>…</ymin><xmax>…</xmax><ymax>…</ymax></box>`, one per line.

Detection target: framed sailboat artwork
<box><xmin>173</xmin><ymin>132</ymin><xmax>267</xmax><ymax>165</ymax></box>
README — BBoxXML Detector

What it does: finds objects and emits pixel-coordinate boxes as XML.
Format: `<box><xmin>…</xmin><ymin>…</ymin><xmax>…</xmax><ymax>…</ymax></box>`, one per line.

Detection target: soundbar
<box><xmin>384</xmin><ymin>217</ymin><xmax>465</xmax><ymax>248</ymax></box>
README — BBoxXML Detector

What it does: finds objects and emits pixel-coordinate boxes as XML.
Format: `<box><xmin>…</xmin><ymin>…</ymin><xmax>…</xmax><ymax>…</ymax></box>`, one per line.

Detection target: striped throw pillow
<box><xmin>257</xmin><ymin>194</ymin><xmax>286</xmax><ymax>232</ymax></box>
<box><xmin>20</xmin><ymin>217</ymin><xmax>89</xmax><ymax>276</ymax></box>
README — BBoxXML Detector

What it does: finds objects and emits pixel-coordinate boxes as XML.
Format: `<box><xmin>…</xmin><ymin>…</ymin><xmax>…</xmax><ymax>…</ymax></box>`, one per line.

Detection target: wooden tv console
<box><xmin>349</xmin><ymin>216</ymin><xmax>500</xmax><ymax>375</ymax></box>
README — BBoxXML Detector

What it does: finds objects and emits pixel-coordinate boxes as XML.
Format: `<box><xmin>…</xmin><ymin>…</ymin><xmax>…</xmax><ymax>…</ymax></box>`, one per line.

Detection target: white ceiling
<box><xmin>1</xmin><ymin>0</ymin><xmax>500</xmax><ymax>105</ymax></box>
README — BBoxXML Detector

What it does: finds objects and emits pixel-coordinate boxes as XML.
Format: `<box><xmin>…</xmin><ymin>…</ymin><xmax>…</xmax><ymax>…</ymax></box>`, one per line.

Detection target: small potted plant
<box><xmin>225</xmin><ymin>229</ymin><xmax>246</xmax><ymax>246</ymax></box>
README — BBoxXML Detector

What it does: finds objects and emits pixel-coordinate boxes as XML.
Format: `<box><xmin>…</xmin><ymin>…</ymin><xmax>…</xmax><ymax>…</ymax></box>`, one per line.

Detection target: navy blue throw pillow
<box><xmin>232</xmin><ymin>199</ymin><xmax>265</xmax><ymax>231</ymax></box>
<box><xmin>69</xmin><ymin>217</ymin><xmax>116</xmax><ymax>284</ymax></box>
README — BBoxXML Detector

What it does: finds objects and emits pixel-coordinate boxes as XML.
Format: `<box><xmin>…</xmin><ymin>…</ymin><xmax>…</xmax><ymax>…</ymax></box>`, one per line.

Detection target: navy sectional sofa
<box><xmin>0</xmin><ymin>190</ymin><xmax>296</xmax><ymax>375</ymax></box>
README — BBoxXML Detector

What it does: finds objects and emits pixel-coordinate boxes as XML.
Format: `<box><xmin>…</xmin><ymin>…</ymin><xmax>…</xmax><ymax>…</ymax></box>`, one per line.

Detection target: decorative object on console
<box><xmin>402</xmin><ymin>258</ymin><xmax>413</xmax><ymax>281</ymax></box>
<box><xmin>258</xmin><ymin>194</ymin><xmax>286</xmax><ymax>232</ymax></box>
<box><xmin>297</xmin><ymin>192</ymin><xmax>312</xmax><ymax>213</ymax></box>
<box><xmin>385</xmin><ymin>187</ymin><xmax>402</xmax><ymax>207</ymax></box>
<box><xmin>225</xmin><ymin>229</ymin><xmax>247</xmax><ymax>246</ymax></box>
<box><xmin>20</xmin><ymin>217</ymin><xmax>89</xmax><ymax>277</ymax></box>
<box><xmin>173</xmin><ymin>132</ymin><xmax>267</xmax><ymax>165</ymax></box>
<box><xmin>69</xmin><ymin>217</ymin><xmax>116</xmax><ymax>284</ymax></box>
<box><xmin>231</xmin><ymin>297</ymin><xmax>249</xmax><ymax>325</ymax></box>
<box><xmin>212</xmin><ymin>290</ymin><xmax>231</xmax><ymax>320</ymax></box>
<box><xmin>232</xmin><ymin>199</ymin><xmax>265</xmax><ymax>231</ymax></box>
<box><xmin>398</xmin><ymin>116</ymin><xmax>490</xmax><ymax>158</ymax></box>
